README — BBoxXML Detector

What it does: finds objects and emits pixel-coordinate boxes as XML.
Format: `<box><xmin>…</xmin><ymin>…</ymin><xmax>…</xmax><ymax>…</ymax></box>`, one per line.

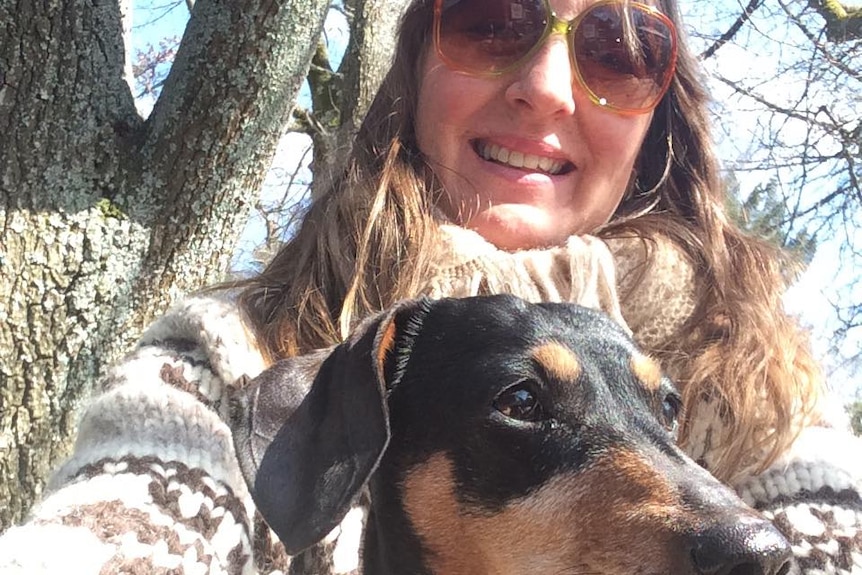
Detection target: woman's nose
<box><xmin>505</xmin><ymin>36</ymin><xmax>576</xmax><ymax>116</ymax></box>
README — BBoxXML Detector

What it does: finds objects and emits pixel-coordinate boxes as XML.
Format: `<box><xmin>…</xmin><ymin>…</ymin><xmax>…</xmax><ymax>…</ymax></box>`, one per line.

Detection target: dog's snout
<box><xmin>689</xmin><ymin>517</ymin><xmax>793</xmax><ymax>575</ymax></box>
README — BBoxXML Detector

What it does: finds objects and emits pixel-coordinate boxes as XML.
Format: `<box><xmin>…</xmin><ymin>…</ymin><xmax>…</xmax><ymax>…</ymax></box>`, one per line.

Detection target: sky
<box><xmin>130</xmin><ymin>0</ymin><xmax>859</xmax><ymax>402</ymax></box>
<box><xmin>685</xmin><ymin>2</ymin><xmax>861</xmax><ymax>402</ymax></box>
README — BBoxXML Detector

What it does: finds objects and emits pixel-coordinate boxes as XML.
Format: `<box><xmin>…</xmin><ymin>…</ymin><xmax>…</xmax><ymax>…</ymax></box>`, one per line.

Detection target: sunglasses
<box><xmin>433</xmin><ymin>0</ymin><xmax>678</xmax><ymax>114</ymax></box>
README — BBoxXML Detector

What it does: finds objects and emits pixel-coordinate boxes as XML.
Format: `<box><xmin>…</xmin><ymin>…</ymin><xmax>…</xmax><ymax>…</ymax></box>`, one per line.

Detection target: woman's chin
<box><xmin>464</xmin><ymin>207</ymin><xmax>573</xmax><ymax>252</ymax></box>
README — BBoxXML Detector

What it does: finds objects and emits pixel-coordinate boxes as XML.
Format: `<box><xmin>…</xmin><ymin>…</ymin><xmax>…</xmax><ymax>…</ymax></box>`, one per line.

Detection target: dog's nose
<box><xmin>690</xmin><ymin>517</ymin><xmax>793</xmax><ymax>575</ymax></box>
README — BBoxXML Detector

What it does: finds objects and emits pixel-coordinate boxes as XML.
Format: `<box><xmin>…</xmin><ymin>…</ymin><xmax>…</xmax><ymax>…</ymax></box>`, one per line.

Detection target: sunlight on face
<box><xmin>416</xmin><ymin>0</ymin><xmax>654</xmax><ymax>250</ymax></box>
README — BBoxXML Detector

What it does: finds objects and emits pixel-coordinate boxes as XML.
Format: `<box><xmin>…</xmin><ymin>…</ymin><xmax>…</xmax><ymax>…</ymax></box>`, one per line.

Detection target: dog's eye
<box><xmin>661</xmin><ymin>393</ymin><xmax>682</xmax><ymax>435</ymax></box>
<box><xmin>494</xmin><ymin>383</ymin><xmax>544</xmax><ymax>422</ymax></box>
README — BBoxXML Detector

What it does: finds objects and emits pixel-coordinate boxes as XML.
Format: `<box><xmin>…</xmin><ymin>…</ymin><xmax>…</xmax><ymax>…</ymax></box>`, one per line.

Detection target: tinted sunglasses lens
<box><xmin>573</xmin><ymin>4</ymin><xmax>675</xmax><ymax>110</ymax></box>
<box><xmin>437</xmin><ymin>0</ymin><xmax>548</xmax><ymax>73</ymax></box>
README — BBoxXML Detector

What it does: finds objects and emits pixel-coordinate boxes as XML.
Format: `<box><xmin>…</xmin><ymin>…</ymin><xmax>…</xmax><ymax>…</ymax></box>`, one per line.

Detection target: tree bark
<box><xmin>306</xmin><ymin>0</ymin><xmax>409</xmax><ymax>198</ymax></box>
<box><xmin>340</xmin><ymin>0</ymin><xmax>407</xmax><ymax>128</ymax></box>
<box><xmin>810</xmin><ymin>0</ymin><xmax>862</xmax><ymax>42</ymax></box>
<box><xmin>0</xmin><ymin>0</ymin><xmax>329</xmax><ymax>530</ymax></box>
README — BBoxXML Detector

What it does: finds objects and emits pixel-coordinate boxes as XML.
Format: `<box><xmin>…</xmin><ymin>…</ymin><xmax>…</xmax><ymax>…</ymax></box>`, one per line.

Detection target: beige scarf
<box><xmin>424</xmin><ymin>224</ymin><xmax>698</xmax><ymax>352</ymax></box>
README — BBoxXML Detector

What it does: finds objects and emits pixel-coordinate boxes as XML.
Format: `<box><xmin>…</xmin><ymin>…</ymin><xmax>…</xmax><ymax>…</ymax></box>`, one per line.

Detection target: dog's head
<box><xmin>230</xmin><ymin>295</ymin><xmax>791</xmax><ymax>574</ymax></box>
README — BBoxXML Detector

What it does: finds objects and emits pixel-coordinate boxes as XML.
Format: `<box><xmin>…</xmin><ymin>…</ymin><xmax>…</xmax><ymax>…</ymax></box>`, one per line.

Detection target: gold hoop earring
<box><xmin>618</xmin><ymin>105</ymin><xmax>674</xmax><ymax>221</ymax></box>
<box><xmin>635</xmin><ymin>130</ymin><xmax>673</xmax><ymax>197</ymax></box>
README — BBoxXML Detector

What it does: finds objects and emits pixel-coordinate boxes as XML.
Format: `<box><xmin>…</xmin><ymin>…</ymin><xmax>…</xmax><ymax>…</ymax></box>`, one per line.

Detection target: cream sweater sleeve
<box><xmin>0</xmin><ymin>296</ymin><xmax>265</xmax><ymax>574</ymax></box>
<box><xmin>0</xmin><ymin>296</ymin><xmax>364</xmax><ymax>575</ymax></box>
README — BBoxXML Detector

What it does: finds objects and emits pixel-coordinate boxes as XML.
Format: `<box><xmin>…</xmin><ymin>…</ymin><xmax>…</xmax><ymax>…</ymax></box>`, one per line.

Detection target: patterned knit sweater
<box><xmin>0</xmin><ymin>225</ymin><xmax>860</xmax><ymax>574</ymax></box>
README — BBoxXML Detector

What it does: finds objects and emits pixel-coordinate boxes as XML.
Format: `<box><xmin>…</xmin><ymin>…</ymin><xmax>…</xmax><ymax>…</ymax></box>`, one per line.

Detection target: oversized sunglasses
<box><xmin>433</xmin><ymin>0</ymin><xmax>678</xmax><ymax>114</ymax></box>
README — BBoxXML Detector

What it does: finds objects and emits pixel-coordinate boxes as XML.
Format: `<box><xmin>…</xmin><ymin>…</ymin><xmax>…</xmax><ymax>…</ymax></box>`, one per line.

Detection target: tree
<box><xmin>725</xmin><ymin>176</ymin><xmax>818</xmax><ymax>274</ymax></box>
<box><xmin>847</xmin><ymin>400</ymin><xmax>862</xmax><ymax>436</ymax></box>
<box><xmin>684</xmin><ymin>0</ymin><xmax>861</xmax><ymax>389</ymax></box>
<box><xmin>0</xmin><ymin>0</ymin><xmax>403</xmax><ymax>530</ymax></box>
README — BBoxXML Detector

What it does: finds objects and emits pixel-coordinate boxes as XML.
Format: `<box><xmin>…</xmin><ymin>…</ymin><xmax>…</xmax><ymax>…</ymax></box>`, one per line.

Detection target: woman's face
<box><xmin>416</xmin><ymin>0</ymin><xmax>655</xmax><ymax>250</ymax></box>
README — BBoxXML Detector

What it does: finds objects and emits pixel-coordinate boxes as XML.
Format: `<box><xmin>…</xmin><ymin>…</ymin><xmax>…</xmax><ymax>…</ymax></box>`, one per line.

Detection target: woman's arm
<box><xmin>0</xmin><ymin>296</ymin><xmax>271</xmax><ymax>573</ymax></box>
<box><xmin>733</xmin><ymin>422</ymin><xmax>862</xmax><ymax>574</ymax></box>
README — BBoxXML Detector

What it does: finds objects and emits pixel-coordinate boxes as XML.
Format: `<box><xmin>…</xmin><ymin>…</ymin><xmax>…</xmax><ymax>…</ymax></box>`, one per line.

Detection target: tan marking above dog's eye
<box><xmin>630</xmin><ymin>352</ymin><xmax>663</xmax><ymax>392</ymax></box>
<box><xmin>532</xmin><ymin>342</ymin><xmax>581</xmax><ymax>382</ymax></box>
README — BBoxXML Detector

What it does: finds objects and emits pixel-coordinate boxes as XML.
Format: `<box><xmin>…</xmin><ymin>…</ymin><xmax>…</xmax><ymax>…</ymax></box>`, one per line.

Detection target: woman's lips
<box><xmin>473</xmin><ymin>140</ymin><xmax>574</xmax><ymax>175</ymax></box>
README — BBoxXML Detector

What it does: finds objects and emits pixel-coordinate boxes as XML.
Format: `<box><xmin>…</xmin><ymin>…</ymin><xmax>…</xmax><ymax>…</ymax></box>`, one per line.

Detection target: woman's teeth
<box><xmin>477</xmin><ymin>142</ymin><xmax>566</xmax><ymax>175</ymax></box>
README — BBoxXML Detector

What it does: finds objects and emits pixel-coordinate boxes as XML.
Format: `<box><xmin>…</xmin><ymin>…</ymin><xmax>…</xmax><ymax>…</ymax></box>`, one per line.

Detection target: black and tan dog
<box><xmin>229</xmin><ymin>295</ymin><xmax>792</xmax><ymax>575</ymax></box>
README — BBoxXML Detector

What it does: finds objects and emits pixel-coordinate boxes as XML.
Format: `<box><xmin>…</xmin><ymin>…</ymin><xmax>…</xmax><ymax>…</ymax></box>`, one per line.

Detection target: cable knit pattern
<box><xmin>427</xmin><ymin>225</ymin><xmax>700</xmax><ymax>348</ymax></box>
<box><xmin>0</xmin><ymin>232</ymin><xmax>859</xmax><ymax>574</ymax></box>
<box><xmin>605</xmin><ymin>232</ymin><xmax>699</xmax><ymax>350</ymax></box>
<box><xmin>736</xmin><ymin>426</ymin><xmax>862</xmax><ymax>573</ymax></box>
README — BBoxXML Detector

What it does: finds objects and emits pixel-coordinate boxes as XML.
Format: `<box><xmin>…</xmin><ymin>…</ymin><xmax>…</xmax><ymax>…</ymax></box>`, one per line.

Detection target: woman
<box><xmin>0</xmin><ymin>0</ymin><xmax>858</xmax><ymax>572</ymax></box>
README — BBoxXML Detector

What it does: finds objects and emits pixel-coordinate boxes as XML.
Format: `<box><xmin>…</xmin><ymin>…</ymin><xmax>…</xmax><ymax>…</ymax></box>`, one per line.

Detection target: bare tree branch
<box><xmin>700</xmin><ymin>0</ymin><xmax>764</xmax><ymax>60</ymax></box>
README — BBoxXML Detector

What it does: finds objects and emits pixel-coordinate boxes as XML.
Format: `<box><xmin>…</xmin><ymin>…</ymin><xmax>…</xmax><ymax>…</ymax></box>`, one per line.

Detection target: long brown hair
<box><xmin>603</xmin><ymin>0</ymin><xmax>821</xmax><ymax>481</ymax></box>
<box><xmin>237</xmin><ymin>0</ymin><xmax>437</xmax><ymax>357</ymax></box>
<box><xmin>237</xmin><ymin>0</ymin><xmax>823</xmax><ymax>481</ymax></box>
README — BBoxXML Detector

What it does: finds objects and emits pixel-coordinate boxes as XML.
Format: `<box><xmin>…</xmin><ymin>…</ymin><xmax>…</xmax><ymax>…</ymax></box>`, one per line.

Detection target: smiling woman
<box><xmin>418</xmin><ymin>0</ymin><xmax>665</xmax><ymax>249</ymax></box>
<box><xmin>0</xmin><ymin>0</ymin><xmax>859</xmax><ymax>572</ymax></box>
<box><xmin>417</xmin><ymin>0</ymin><xmax>680</xmax><ymax>250</ymax></box>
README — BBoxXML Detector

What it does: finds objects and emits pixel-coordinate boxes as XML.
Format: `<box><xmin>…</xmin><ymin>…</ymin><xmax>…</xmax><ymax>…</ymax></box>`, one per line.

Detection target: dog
<box><xmin>229</xmin><ymin>295</ymin><xmax>792</xmax><ymax>574</ymax></box>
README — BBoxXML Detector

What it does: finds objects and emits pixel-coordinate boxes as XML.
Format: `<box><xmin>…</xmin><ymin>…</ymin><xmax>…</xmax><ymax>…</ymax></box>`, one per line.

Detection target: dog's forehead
<box><xmin>403</xmin><ymin>297</ymin><xmax>642</xmax><ymax>389</ymax></box>
<box><xmin>412</xmin><ymin>297</ymin><xmax>670</xmax><ymax>402</ymax></box>
<box><xmin>428</xmin><ymin>296</ymin><xmax>628</xmax><ymax>341</ymax></box>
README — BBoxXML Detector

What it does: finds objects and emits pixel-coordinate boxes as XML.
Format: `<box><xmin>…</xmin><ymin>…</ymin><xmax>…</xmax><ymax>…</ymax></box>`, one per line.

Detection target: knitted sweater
<box><xmin>0</xmin><ymin>225</ymin><xmax>859</xmax><ymax>574</ymax></box>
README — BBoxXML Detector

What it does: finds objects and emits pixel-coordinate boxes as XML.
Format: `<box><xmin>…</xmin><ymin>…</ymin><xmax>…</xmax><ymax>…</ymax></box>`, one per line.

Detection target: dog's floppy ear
<box><xmin>228</xmin><ymin>298</ymin><xmax>430</xmax><ymax>554</ymax></box>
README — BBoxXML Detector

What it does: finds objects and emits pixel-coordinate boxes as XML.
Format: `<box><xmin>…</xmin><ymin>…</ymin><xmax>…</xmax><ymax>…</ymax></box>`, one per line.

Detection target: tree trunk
<box><xmin>307</xmin><ymin>0</ymin><xmax>409</xmax><ymax>198</ymax></box>
<box><xmin>811</xmin><ymin>0</ymin><xmax>862</xmax><ymax>41</ymax></box>
<box><xmin>0</xmin><ymin>0</ymin><xmax>329</xmax><ymax>530</ymax></box>
<box><xmin>340</xmin><ymin>0</ymin><xmax>408</xmax><ymax>128</ymax></box>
